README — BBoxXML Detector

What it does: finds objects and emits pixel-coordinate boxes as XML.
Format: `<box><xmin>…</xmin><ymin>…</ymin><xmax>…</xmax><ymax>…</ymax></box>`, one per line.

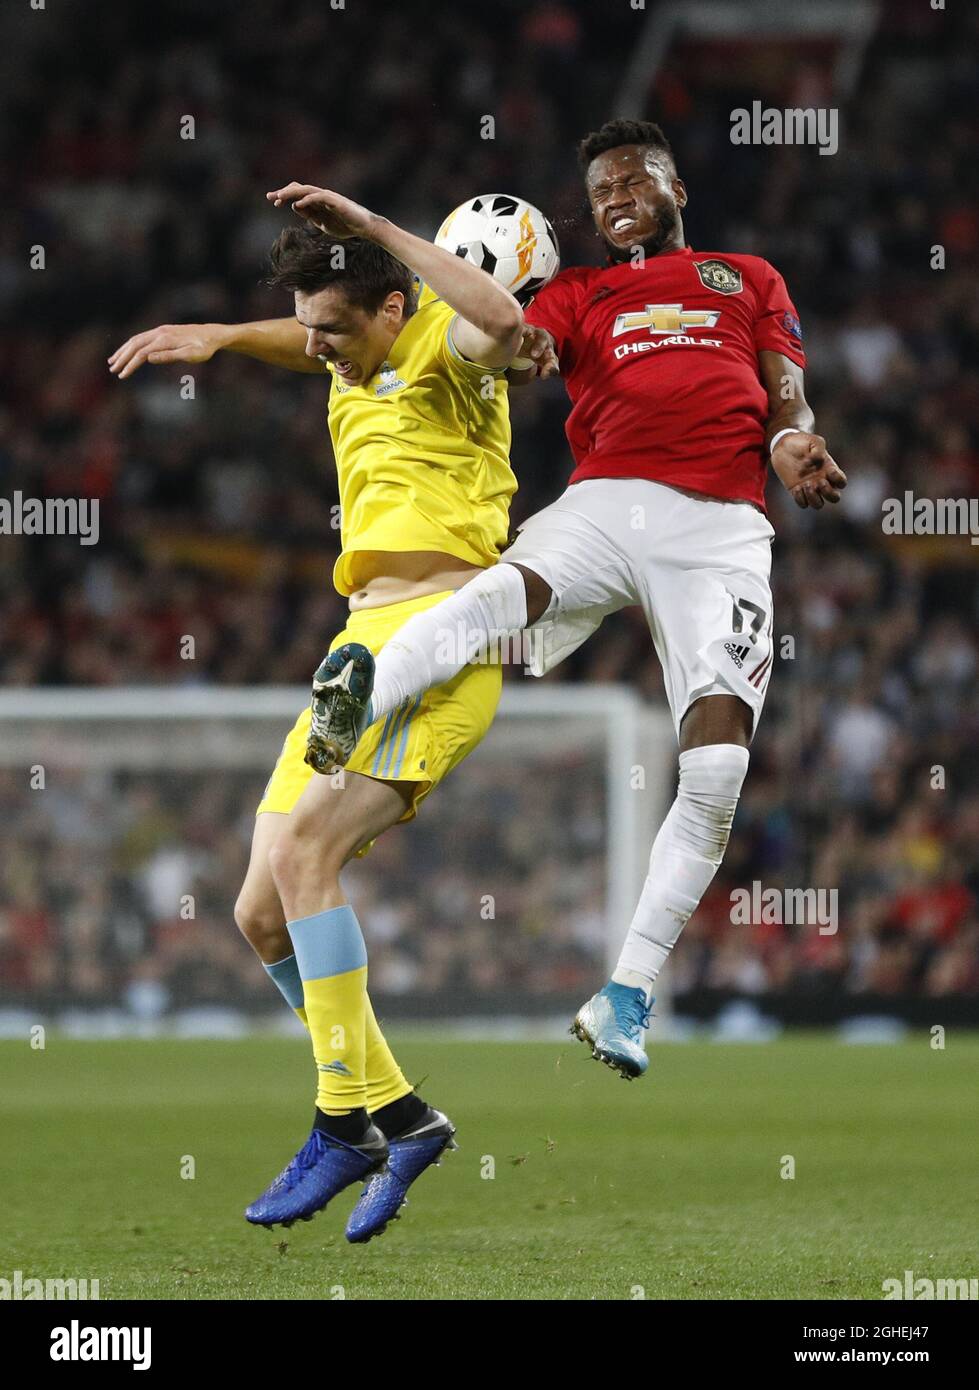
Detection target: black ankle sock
<box><xmin>371</xmin><ymin>1092</ymin><xmax>428</xmax><ymax>1139</ymax></box>
<box><xmin>313</xmin><ymin>1107</ymin><xmax>372</xmax><ymax>1144</ymax></box>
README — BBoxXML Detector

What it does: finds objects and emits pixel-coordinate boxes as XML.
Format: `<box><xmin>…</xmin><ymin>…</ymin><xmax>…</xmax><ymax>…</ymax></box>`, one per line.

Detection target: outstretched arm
<box><xmin>267</xmin><ymin>182</ymin><xmax>525</xmax><ymax>369</ymax></box>
<box><xmin>108</xmin><ymin>318</ymin><xmax>326</xmax><ymax>379</ymax></box>
<box><xmin>760</xmin><ymin>351</ymin><xmax>846</xmax><ymax>510</ymax></box>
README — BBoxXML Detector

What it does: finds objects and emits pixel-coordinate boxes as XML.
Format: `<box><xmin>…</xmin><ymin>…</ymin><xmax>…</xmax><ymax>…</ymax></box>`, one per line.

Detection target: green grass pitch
<box><xmin>3</xmin><ymin>1034</ymin><xmax>976</xmax><ymax>1300</ymax></box>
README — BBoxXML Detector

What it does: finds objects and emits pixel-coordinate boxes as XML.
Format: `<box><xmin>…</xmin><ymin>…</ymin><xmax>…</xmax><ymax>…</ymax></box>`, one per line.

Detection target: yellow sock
<box><xmin>287</xmin><ymin>906</ymin><xmax>369</xmax><ymax>1114</ymax></box>
<box><xmin>365</xmin><ymin>994</ymin><xmax>413</xmax><ymax>1112</ymax></box>
<box><xmin>304</xmin><ymin>967</ymin><xmax>368</xmax><ymax>1113</ymax></box>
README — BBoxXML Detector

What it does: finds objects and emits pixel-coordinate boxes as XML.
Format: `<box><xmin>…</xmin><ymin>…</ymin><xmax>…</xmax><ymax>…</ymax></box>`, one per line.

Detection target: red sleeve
<box><xmin>524</xmin><ymin>273</ymin><xmax>580</xmax><ymax>357</ymax></box>
<box><xmin>753</xmin><ymin>261</ymin><xmax>806</xmax><ymax>368</ymax></box>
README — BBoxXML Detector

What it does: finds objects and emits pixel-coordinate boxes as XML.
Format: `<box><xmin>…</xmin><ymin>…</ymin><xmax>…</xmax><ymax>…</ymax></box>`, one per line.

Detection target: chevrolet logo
<box><xmin>612</xmin><ymin>304</ymin><xmax>721</xmax><ymax>336</ymax></box>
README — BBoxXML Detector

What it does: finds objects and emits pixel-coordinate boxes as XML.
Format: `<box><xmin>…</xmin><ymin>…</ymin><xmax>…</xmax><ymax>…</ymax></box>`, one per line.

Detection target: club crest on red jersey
<box><xmin>694</xmin><ymin>259</ymin><xmax>743</xmax><ymax>295</ymax></box>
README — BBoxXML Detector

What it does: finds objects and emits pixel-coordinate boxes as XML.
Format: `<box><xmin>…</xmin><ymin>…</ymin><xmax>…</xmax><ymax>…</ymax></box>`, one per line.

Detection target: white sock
<box><xmin>368</xmin><ymin>563</ymin><xmax>528</xmax><ymax>723</ymax></box>
<box><xmin>613</xmin><ymin>744</ymin><xmax>750</xmax><ymax>996</ymax></box>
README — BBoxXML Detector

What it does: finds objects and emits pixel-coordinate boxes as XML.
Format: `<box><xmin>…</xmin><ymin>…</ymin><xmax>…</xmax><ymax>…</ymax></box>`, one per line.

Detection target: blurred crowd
<box><xmin>1</xmin><ymin>0</ymin><xmax>977</xmax><ymax>1013</ymax></box>
<box><xmin>0</xmin><ymin>754</ymin><xmax>609</xmax><ymax>1016</ymax></box>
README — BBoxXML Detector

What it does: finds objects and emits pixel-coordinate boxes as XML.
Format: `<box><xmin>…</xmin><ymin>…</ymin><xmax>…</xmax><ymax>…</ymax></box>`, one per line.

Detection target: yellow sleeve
<box><xmin>412</xmin><ymin>288</ymin><xmax>504</xmax><ymax>375</ymax></box>
<box><xmin>441</xmin><ymin>315</ymin><xmax>509</xmax><ymax>377</ymax></box>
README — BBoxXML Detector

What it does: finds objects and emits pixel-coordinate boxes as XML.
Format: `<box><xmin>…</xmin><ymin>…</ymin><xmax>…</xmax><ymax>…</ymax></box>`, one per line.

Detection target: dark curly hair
<box><xmin>266</xmin><ymin>226</ymin><xmax>417</xmax><ymax>317</ymax></box>
<box><xmin>577</xmin><ymin>118</ymin><xmax>676</xmax><ymax>173</ymax></box>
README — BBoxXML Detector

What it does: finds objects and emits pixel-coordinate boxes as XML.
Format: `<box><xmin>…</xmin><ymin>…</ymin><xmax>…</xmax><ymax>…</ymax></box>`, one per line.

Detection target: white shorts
<box><xmin>504</xmin><ymin>477</ymin><xmax>776</xmax><ymax>738</ymax></box>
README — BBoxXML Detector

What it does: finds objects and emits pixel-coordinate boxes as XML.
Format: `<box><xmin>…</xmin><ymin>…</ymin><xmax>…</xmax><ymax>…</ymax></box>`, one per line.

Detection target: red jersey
<box><xmin>524</xmin><ymin>247</ymin><xmax>805</xmax><ymax>511</ymax></box>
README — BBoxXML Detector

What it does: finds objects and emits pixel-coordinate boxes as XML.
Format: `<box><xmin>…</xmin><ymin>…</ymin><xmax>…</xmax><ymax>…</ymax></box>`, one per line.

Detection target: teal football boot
<box><xmin>304</xmin><ymin>642</ymin><xmax>375</xmax><ymax>774</ymax></box>
<box><xmin>571</xmin><ymin>982</ymin><xmax>652</xmax><ymax>1079</ymax></box>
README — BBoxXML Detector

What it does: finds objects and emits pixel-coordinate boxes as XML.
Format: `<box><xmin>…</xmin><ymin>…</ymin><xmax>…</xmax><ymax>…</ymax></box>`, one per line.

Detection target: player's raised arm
<box><xmin>108</xmin><ymin>318</ymin><xmax>327</xmax><ymax>379</ymax></box>
<box><xmin>267</xmin><ymin>182</ymin><xmax>525</xmax><ymax>369</ymax></box>
<box><xmin>759</xmin><ymin>351</ymin><xmax>847</xmax><ymax>510</ymax></box>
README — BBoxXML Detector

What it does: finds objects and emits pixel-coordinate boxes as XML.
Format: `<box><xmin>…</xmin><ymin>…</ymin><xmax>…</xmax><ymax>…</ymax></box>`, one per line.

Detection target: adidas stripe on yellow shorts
<box><xmin>257</xmin><ymin>590</ymin><xmax>502</xmax><ymax>835</ymax></box>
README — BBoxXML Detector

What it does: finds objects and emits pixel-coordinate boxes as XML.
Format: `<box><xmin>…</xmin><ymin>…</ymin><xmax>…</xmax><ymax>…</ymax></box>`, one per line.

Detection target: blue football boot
<box><xmin>571</xmin><ymin>982</ymin><xmax>653</xmax><ymax>1079</ymax></box>
<box><xmin>245</xmin><ymin>1122</ymin><xmax>389</xmax><ymax>1229</ymax></box>
<box><xmin>304</xmin><ymin>642</ymin><xmax>375</xmax><ymax>774</ymax></box>
<box><xmin>345</xmin><ymin>1107</ymin><xmax>457</xmax><ymax>1244</ymax></box>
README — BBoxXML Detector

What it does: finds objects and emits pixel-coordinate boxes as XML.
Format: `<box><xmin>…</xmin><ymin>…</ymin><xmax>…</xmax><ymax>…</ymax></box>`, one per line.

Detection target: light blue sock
<box><xmin>264</xmin><ymin>953</ymin><xmax>305</xmax><ymax>1011</ymax></box>
<box><xmin>287</xmin><ymin>906</ymin><xmax>367</xmax><ymax>980</ymax></box>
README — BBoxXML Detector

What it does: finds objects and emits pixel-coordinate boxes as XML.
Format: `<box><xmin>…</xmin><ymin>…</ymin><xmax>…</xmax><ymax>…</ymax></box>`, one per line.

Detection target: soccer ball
<box><xmin>435</xmin><ymin>194</ymin><xmax>560</xmax><ymax>304</ymax></box>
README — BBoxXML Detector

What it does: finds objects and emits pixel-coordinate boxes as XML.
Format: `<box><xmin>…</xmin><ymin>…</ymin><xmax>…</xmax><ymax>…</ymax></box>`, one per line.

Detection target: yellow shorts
<box><xmin>256</xmin><ymin>591</ymin><xmax>502</xmax><ymax>831</ymax></box>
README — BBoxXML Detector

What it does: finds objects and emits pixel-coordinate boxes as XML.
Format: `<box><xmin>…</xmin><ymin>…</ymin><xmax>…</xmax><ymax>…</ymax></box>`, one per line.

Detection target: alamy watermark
<box><xmin>730</xmin><ymin>102</ymin><xmax>838</xmax><ymax>157</ymax></box>
<box><xmin>730</xmin><ymin>882</ymin><xmax>838</xmax><ymax>935</ymax></box>
<box><xmin>0</xmin><ymin>491</ymin><xmax>99</xmax><ymax>545</ymax></box>
<box><xmin>882</xmin><ymin>492</ymin><xmax>979</xmax><ymax>545</ymax></box>
<box><xmin>50</xmin><ymin>1320</ymin><xmax>150</xmax><ymax>1370</ymax></box>
<box><xmin>1</xmin><ymin>1268</ymin><xmax>100</xmax><ymax>1299</ymax></box>
<box><xmin>433</xmin><ymin>622</ymin><xmax>544</xmax><ymax>672</ymax></box>
<box><xmin>882</xmin><ymin>1269</ymin><xmax>977</xmax><ymax>1300</ymax></box>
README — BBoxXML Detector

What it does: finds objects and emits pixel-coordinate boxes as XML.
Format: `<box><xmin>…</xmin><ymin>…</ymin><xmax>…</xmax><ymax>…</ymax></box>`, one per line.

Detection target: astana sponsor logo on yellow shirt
<box><xmin>374</xmin><ymin>361</ymin><xmax>407</xmax><ymax>397</ymax></box>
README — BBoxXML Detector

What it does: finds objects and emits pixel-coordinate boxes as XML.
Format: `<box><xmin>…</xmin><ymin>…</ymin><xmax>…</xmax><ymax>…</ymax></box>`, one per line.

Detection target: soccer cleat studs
<box><xmin>305</xmin><ymin>642</ymin><xmax>376</xmax><ymax>774</ymax></box>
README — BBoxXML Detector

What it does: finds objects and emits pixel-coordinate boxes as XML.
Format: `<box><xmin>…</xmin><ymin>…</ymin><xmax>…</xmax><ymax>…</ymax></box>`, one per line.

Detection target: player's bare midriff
<box><xmin>346</xmin><ymin>550</ymin><xmax>484</xmax><ymax>610</ymax></box>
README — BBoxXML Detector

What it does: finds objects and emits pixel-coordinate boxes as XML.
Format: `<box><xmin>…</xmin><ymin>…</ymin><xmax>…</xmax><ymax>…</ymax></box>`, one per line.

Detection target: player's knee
<box><xmin>233</xmin><ymin>891</ymin><xmax>285</xmax><ymax>957</ymax></box>
<box><xmin>506</xmin><ymin>562</ymin><xmax>551</xmax><ymax>626</ymax></box>
<box><xmin>267</xmin><ymin>823</ymin><xmax>342</xmax><ymax>902</ymax></box>
<box><xmin>675</xmin><ymin>743</ymin><xmax>751</xmax><ymax>866</ymax></box>
<box><xmin>463</xmin><ymin>558</ymin><xmax>535</xmax><ymax>632</ymax></box>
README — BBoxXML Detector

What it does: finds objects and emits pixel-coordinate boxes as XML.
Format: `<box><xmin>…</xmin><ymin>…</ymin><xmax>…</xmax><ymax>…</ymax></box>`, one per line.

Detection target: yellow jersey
<box><xmin>327</xmin><ymin>288</ymin><xmax>516</xmax><ymax>597</ymax></box>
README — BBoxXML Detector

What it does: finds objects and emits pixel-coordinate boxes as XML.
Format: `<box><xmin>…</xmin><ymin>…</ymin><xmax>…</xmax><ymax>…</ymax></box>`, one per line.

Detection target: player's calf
<box><xmin>573</xmin><ymin>740</ymin><xmax>750</xmax><ymax>1080</ymax></box>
